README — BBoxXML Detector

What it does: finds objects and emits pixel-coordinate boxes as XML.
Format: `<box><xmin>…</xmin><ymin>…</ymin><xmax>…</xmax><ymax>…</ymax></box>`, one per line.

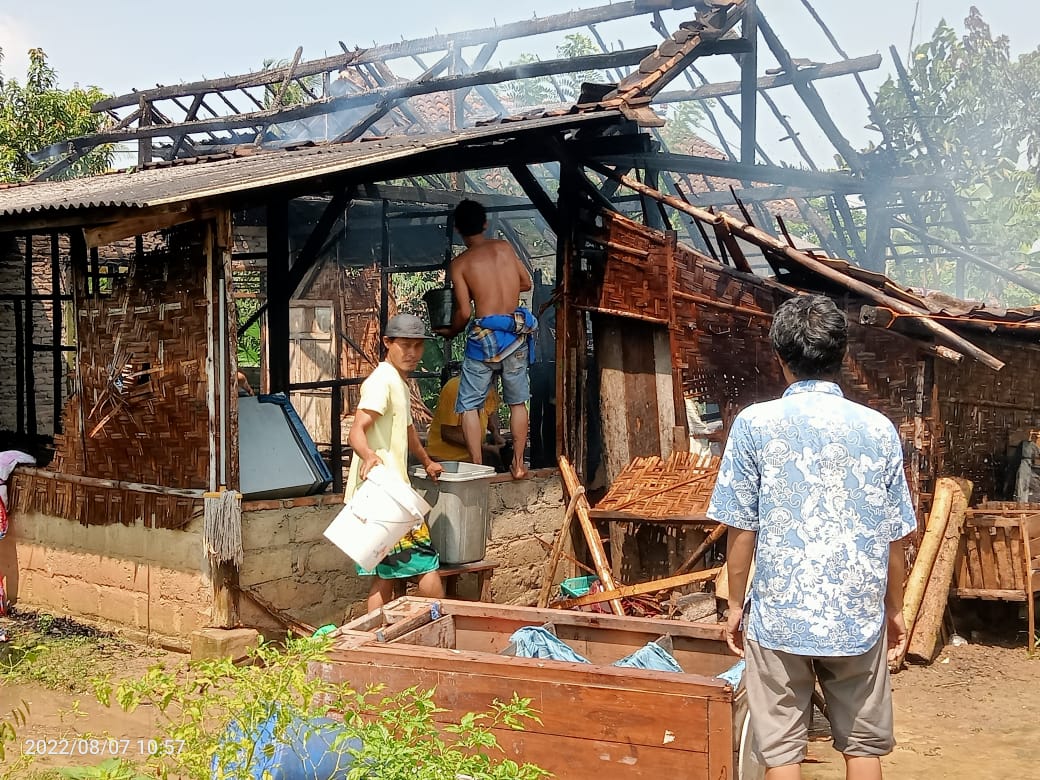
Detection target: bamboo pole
<box><xmin>554</xmin><ymin>567</ymin><xmax>722</xmax><ymax>609</ymax></box>
<box><xmin>906</xmin><ymin>478</ymin><xmax>973</xmax><ymax>664</ymax></box>
<box><xmin>587</xmin><ymin>163</ymin><xmax>1005</xmax><ymax>371</ymax></box>
<box><xmin>16</xmin><ymin>466</ymin><xmax>205</xmax><ymax>499</ymax></box>
<box><xmin>673</xmin><ymin>523</ymin><xmax>727</xmax><ymax>577</ymax></box>
<box><xmin>558</xmin><ymin>456</ymin><xmax>625</xmax><ymax>616</ymax></box>
<box><xmin>537</xmin><ymin>486</ymin><xmax>585</xmax><ymax>608</ymax></box>
<box><xmin>896</xmin><ymin>477</ymin><xmax>958</xmax><ymax>668</ymax></box>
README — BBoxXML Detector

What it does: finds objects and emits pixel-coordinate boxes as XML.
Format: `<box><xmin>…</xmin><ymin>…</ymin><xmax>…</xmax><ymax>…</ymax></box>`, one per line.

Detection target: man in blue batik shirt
<box><xmin>707</xmin><ymin>295</ymin><xmax>917</xmax><ymax>780</ymax></box>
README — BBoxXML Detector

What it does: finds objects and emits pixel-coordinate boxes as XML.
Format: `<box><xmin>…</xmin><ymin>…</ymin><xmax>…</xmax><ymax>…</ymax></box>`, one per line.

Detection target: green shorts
<box><xmin>355</xmin><ymin>522</ymin><xmax>440</xmax><ymax>579</ymax></box>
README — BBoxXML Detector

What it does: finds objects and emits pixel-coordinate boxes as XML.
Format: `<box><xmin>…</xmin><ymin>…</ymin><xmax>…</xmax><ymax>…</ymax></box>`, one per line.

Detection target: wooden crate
<box><xmin>953</xmin><ymin>508</ymin><xmax>1040</xmax><ymax>650</ymax></box>
<box><xmin>318</xmin><ymin>598</ymin><xmax>760</xmax><ymax>779</ymax></box>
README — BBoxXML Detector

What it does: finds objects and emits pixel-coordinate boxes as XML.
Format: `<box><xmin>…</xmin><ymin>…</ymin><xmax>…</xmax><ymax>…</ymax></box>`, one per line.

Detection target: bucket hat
<box><xmin>384</xmin><ymin>313</ymin><xmax>435</xmax><ymax>339</ymax></box>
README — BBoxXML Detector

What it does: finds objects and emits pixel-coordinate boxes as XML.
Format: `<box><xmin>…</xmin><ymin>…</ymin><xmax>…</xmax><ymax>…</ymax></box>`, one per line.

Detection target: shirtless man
<box><xmin>437</xmin><ymin>199</ymin><xmax>535</xmax><ymax>479</ymax></box>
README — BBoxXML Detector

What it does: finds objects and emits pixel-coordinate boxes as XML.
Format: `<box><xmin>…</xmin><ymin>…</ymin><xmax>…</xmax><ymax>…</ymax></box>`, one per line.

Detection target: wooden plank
<box><xmin>319</xmin><ymin>653</ymin><xmax>719</xmax><ymax>751</ymax></box>
<box><xmin>395</xmin><ymin>615</ymin><xmax>456</xmax><ymax>649</ymax></box>
<box><xmin>994</xmin><ymin>527</ymin><xmax>1017</xmax><ymax>591</ymax></box>
<box><xmin>966</xmin><ymin>529</ymin><xmax>983</xmax><ymax>590</ymax></box>
<box><xmin>83</xmin><ymin>205</ymin><xmax>216</xmax><ymax>248</ymax></box>
<box><xmin>977</xmin><ymin>526</ymin><xmax>998</xmax><ymax>590</ymax></box>
<box><xmin>953</xmin><ymin>588</ymin><xmax>1026</xmax><ymax>601</ymax></box>
<box><xmin>386</xmin><ymin>597</ymin><xmax>728</xmax><ymax>642</ymax></box>
<box><xmin>327</xmin><ymin>642</ymin><xmax>731</xmax><ymax>700</ymax></box>
<box><xmin>954</xmin><ymin>535</ymin><xmax>969</xmax><ymax>590</ymax></box>
<box><xmin>554</xmin><ymin>567</ymin><xmax>722</xmax><ymax>609</ymax></box>
<box><xmin>706</xmin><ymin>697</ymin><xmax>734</xmax><ymax>780</ymax></box>
<box><xmin>964</xmin><ymin>516</ymin><xmax>1029</xmax><ymax>529</ymax></box>
<box><xmin>491</xmin><ymin>728</ymin><xmax>710</xmax><ymax>779</ymax></box>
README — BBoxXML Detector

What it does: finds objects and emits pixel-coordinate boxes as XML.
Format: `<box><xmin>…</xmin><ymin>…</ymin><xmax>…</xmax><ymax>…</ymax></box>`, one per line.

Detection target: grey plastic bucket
<box><xmin>409</xmin><ymin>461</ymin><xmax>496</xmax><ymax>564</ymax></box>
<box><xmin>423</xmin><ymin>286</ymin><xmax>455</xmax><ymax>331</ymax></box>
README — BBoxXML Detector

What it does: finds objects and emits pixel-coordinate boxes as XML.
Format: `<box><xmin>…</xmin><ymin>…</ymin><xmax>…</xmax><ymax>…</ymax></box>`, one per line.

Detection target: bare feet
<box><xmin>510</xmin><ymin>461</ymin><xmax>530</xmax><ymax>480</ymax></box>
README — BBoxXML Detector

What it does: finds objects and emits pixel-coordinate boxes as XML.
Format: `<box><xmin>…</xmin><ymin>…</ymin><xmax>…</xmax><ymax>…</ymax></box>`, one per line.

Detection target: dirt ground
<box><xmin>804</xmin><ymin>640</ymin><xmax>1040</xmax><ymax>780</ymax></box>
<box><xmin>2</xmin><ymin>609</ymin><xmax>1039</xmax><ymax>779</ymax></box>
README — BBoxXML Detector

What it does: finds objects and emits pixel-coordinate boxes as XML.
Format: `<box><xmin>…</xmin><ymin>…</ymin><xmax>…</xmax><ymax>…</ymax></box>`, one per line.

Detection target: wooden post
<box><xmin>558</xmin><ymin>456</ymin><xmax>625</xmax><ymax>616</ymax></box>
<box><xmin>740</xmin><ymin>0</ymin><xmax>758</xmax><ymax>165</ymax></box>
<box><xmin>906</xmin><ymin>478</ymin><xmax>972</xmax><ymax>664</ymax></box>
<box><xmin>207</xmin><ymin>216</ymin><xmax>240</xmax><ymax>629</ymax></box>
<box><xmin>23</xmin><ymin>233</ymin><xmax>37</xmax><ymax>439</ymax></box>
<box><xmin>266</xmin><ymin>199</ymin><xmax>291</xmax><ymax>394</ymax></box>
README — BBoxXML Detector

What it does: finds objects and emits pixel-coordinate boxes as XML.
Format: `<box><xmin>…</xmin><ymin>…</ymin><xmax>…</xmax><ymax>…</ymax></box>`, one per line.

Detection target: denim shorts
<box><xmin>456</xmin><ymin>347</ymin><xmax>530</xmax><ymax>412</ymax></box>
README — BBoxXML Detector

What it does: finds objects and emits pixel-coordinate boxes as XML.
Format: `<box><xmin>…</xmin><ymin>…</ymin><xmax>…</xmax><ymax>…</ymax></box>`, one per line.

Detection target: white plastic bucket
<box><xmin>323</xmin><ymin>465</ymin><xmax>432</xmax><ymax>570</ymax></box>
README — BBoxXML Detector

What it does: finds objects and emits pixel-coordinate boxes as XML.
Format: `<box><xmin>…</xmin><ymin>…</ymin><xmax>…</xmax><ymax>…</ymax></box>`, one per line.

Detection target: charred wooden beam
<box><xmin>69</xmin><ymin>48</ymin><xmax>656</xmax><ymax>149</ymax></box>
<box><xmin>95</xmin><ymin>1</ymin><xmax>701</xmax><ymax>111</ymax></box>
<box><xmin>608</xmin><ymin>0</ymin><xmax>747</xmax><ymax>102</ymax></box>
<box><xmin>756</xmin><ymin>12</ymin><xmax>864</xmax><ymax>172</ymax></box>
<box><xmin>335</xmin><ymin>53</ymin><xmax>453</xmax><ymax>142</ymax></box>
<box><xmin>653</xmin><ymin>53</ymin><xmax>881</xmax><ymax>105</ymax></box>
<box><xmin>508</xmin><ymin>164</ymin><xmax>561</xmax><ymax>234</ymax></box>
<box><xmin>739</xmin><ymin>0</ymin><xmax>758</xmax><ymax>165</ymax></box>
<box><xmin>285</xmin><ymin>186</ymin><xmax>356</xmax><ymax>293</ymax></box>
<box><xmin>590</xmin><ymin>152</ymin><xmax>941</xmax><ymax>193</ymax></box>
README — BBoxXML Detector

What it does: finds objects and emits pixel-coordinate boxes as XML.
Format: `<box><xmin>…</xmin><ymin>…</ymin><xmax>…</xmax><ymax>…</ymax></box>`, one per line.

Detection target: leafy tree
<box><xmin>496</xmin><ymin>33</ymin><xmax>607</xmax><ymax>108</ymax></box>
<box><xmin>0</xmin><ymin>47</ymin><xmax>112</xmax><ymax>182</ymax></box>
<box><xmin>871</xmin><ymin>10</ymin><xmax>1040</xmax><ymax>304</ymax></box>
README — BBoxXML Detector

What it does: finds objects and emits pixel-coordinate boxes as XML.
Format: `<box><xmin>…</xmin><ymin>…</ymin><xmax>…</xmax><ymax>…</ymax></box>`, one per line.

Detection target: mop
<box><xmin>203</xmin><ymin>488</ymin><xmax>243</xmax><ymax>567</ymax></box>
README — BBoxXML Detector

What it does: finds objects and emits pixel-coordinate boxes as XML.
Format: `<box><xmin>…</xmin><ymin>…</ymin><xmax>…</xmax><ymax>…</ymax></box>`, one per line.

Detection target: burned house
<box><xmin>0</xmin><ymin>0</ymin><xmax>1037</xmax><ymax>653</ymax></box>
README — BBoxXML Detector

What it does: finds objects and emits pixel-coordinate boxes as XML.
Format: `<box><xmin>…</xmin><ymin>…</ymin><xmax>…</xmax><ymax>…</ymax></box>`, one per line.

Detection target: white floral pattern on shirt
<box><xmin>707</xmin><ymin>380</ymin><xmax>917</xmax><ymax>656</ymax></box>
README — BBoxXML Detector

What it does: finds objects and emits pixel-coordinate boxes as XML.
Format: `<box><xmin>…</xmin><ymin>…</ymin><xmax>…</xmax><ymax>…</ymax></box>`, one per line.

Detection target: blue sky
<box><xmin>1</xmin><ymin>1</ymin><xmax>1038</xmax><ymax>165</ymax></box>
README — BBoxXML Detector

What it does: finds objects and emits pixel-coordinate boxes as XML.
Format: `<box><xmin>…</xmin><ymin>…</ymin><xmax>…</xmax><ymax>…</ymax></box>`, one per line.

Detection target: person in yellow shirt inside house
<box><xmin>427</xmin><ymin>361</ymin><xmax>507</xmax><ymax>470</ymax></box>
<box><xmin>346</xmin><ymin>314</ymin><xmax>445</xmax><ymax>611</ymax></box>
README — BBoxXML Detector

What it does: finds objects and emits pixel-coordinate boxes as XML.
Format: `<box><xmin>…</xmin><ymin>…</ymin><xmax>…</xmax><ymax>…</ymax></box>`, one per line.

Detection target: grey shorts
<box><xmin>456</xmin><ymin>347</ymin><xmax>530</xmax><ymax>411</ymax></box>
<box><xmin>744</xmin><ymin>636</ymin><xmax>894</xmax><ymax>767</ymax></box>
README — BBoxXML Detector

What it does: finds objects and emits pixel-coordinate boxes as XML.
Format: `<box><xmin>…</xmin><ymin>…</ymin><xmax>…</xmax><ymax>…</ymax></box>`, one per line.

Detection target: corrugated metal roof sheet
<box><xmin>0</xmin><ymin>112</ymin><xmax>618</xmax><ymax>220</ymax></box>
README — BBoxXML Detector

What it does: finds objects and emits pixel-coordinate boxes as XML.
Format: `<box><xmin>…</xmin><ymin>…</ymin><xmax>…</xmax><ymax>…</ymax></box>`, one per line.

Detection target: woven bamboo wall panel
<box><xmin>573</xmin><ymin>212</ymin><xmax>673</xmax><ymax>321</ymax></box>
<box><xmin>596</xmin><ymin>452</ymin><xmax>721</xmax><ymax>517</ymax></box>
<box><xmin>51</xmin><ymin>225</ymin><xmax>211</xmax><ymax>492</ymax></box>
<box><xmin>9</xmin><ymin>471</ymin><xmax>198</xmax><ymax>529</ymax></box>
<box><xmin>936</xmin><ymin>340</ymin><xmax>1040</xmax><ymax>501</ymax></box>
<box><xmin>673</xmin><ymin>252</ymin><xmax>786</xmax><ymax>417</ymax></box>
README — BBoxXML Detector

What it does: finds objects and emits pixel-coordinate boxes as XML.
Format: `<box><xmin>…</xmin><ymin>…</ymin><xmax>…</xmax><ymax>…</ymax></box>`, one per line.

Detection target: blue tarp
<box><xmin>508</xmin><ymin>627</ymin><xmax>685</xmax><ymax>673</ymax></box>
<box><xmin>215</xmin><ymin>708</ymin><xmax>362</xmax><ymax>779</ymax></box>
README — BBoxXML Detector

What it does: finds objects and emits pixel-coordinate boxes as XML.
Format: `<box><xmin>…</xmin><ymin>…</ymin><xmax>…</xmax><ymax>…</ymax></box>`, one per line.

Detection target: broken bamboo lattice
<box><xmin>595</xmin><ymin>452</ymin><xmax>721</xmax><ymax>518</ymax></box>
<box><xmin>558</xmin><ymin>456</ymin><xmax>625</xmax><ymax>616</ymax></box>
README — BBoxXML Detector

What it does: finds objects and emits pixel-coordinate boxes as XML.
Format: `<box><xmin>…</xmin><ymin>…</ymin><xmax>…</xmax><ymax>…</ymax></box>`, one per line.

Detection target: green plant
<box><xmin>56</xmin><ymin>759</ymin><xmax>150</xmax><ymax>779</ymax></box>
<box><xmin>92</xmin><ymin>635</ymin><xmax>550</xmax><ymax>780</ymax></box>
<box><xmin>0</xmin><ymin>47</ymin><xmax>112</xmax><ymax>182</ymax></box>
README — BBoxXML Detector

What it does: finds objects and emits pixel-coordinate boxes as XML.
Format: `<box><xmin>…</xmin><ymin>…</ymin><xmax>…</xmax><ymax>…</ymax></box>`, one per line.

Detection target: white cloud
<box><xmin>0</xmin><ymin>15</ymin><xmax>33</xmax><ymax>79</ymax></box>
